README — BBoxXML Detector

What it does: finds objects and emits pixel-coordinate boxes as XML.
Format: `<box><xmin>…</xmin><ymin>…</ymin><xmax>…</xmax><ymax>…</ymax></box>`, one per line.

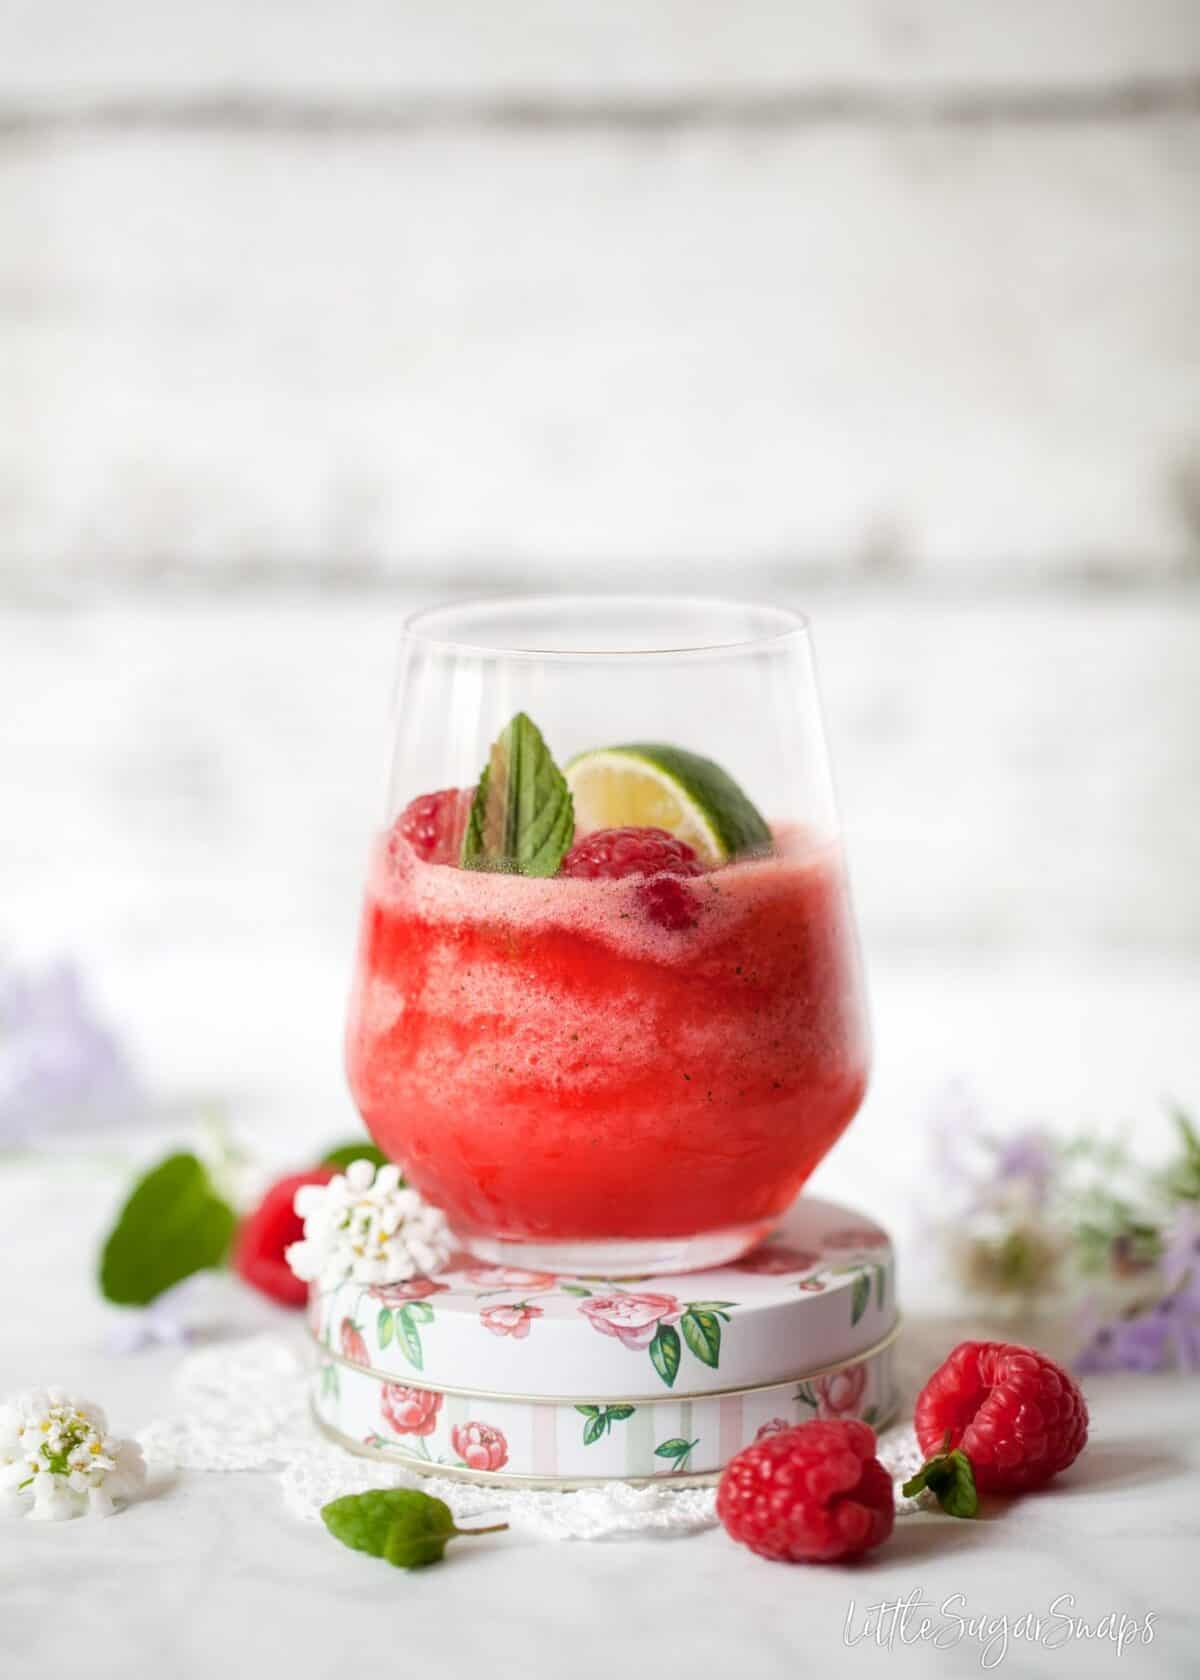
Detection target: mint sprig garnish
<box><xmin>901</xmin><ymin>1432</ymin><xmax>979</xmax><ymax>1518</ymax></box>
<box><xmin>321</xmin><ymin>1489</ymin><xmax>507</xmax><ymax>1569</ymax></box>
<box><xmin>99</xmin><ymin>1150</ymin><xmax>236</xmax><ymax>1306</ymax></box>
<box><xmin>460</xmin><ymin>711</ymin><xmax>574</xmax><ymax>876</ymax></box>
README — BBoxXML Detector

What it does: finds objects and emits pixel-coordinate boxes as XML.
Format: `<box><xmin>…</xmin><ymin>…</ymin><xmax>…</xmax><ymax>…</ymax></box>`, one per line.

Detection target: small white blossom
<box><xmin>285</xmin><ymin>1160</ymin><xmax>451</xmax><ymax>1292</ymax></box>
<box><xmin>0</xmin><ymin>1388</ymin><xmax>145</xmax><ymax>1521</ymax></box>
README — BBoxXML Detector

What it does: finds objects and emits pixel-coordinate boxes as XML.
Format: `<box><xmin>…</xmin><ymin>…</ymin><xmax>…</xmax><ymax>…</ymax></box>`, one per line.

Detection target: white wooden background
<box><xmin>1</xmin><ymin>3</ymin><xmax>1197</xmax><ymax>1221</ymax></box>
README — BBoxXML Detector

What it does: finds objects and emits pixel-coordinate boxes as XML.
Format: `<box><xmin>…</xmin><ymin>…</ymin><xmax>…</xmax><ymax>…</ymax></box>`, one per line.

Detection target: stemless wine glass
<box><xmin>344</xmin><ymin>597</ymin><xmax>869</xmax><ymax>1276</ymax></box>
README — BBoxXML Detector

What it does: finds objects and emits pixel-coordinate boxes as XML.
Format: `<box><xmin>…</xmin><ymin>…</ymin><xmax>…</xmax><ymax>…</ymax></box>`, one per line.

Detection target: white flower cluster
<box><xmin>285</xmin><ymin>1160</ymin><xmax>452</xmax><ymax>1292</ymax></box>
<box><xmin>0</xmin><ymin>1389</ymin><xmax>146</xmax><ymax>1521</ymax></box>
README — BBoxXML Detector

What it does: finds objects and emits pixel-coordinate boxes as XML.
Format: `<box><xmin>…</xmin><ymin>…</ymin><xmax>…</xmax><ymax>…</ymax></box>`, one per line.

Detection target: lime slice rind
<box><xmin>564</xmin><ymin>743</ymin><xmax>771</xmax><ymax>865</ymax></box>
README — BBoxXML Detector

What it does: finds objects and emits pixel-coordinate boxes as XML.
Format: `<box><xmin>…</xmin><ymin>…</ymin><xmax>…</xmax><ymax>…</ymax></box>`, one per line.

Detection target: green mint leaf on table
<box><xmin>99</xmin><ymin>1151</ymin><xmax>236</xmax><ymax>1306</ymax></box>
<box><xmin>321</xmin><ymin>1490</ymin><xmax>507</xmax><ymax>1570</ymax></box>
<box><xmin>320</xmin><ymin>1141</ymin><xmax>392</xmax><ymax>1173</ymax></box>
<box><xmin>461</xmin><ymin>712</ymin><xmax>574</xmax><ymax>876</ymax></box>
<box><xmin>902</xmin><ymin>1436</ymin><xmax>979</xmax><ymax>1519</ymax></box>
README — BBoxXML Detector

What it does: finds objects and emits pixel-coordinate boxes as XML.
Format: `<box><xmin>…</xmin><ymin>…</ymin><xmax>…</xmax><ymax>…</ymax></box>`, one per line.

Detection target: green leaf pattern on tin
<box><xmin>649</xmin><ymin>1323</ymin><xmax>681</xmax><ymax>1387</ymax></box>
<box><xmin>383</xmin><ymin>1299</ymin><xmax>434</xmax><ymax>1370</ymax></box>
<box><xmin>328</xmin><ymin>1240</ymin><xmax>889</xmax><ymax>1409</ymax></box>
<box><xmin>575</xmin><ymin>1404</ymin><xmax>637</xmax><ymax>1445</ymax></box>
<box><xmin>576</xmin><ymin>1290</ymin><xmax>738</xmax><ymax>1388</ymax></box>
<box><xmin>653</xmin><ymin>1436</ymin><xmax>700</xmax><ymax>1472</ymax></box>
<box><xmin>821</xmin><ymin>1257</ymin><xmax>889</xmax><ymax>1326</ymax></box>
<box><xmin>850</xmin><ymin>1272</ymin><xmax>871</xmax><ymax>1326</ymax></box>
<box><xmin>680</xmin><ymin>1305</ymin><xmax>730</xmax><ymax>1369</ymax></box>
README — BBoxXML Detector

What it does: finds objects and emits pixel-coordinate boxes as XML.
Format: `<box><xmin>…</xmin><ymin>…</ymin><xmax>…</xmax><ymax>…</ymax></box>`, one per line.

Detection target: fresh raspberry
<box><xmin>716</xmin><ymin>1419</ymin><xmax>894</xmax><ymax>1563</ymax></box>
<box><xmin>914</xmin><ymin>1340</ymin><xmax>1088</xmax><ymax>1493</ymax></box>
<box><xmin>560</xmin><ymin>826</ymin><xmax>703</xmax><ymax>930</ymax></box>
<box><xmin>637</xmin><ymin>873</ymin><xmax>702</xmax><ymax>931</ymax></box>
<box><xmin>233</xmin><ymin>1168</ymin><xmax>335</xmax><ymax>1307</ymax></box>
<box><xmin>396</xmin><ymin>787</ymin><xmax>473</xmax><ymax>865</ymax></box>
<box><xmin>559</xmin><ymin>826</ymin><xmax>703</xmax><ymax>880</ymax></box>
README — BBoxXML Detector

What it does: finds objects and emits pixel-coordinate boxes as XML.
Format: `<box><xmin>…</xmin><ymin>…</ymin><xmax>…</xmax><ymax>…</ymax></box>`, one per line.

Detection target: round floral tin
<box><xmin>309</xmin><ymin>1195</ymin><xmax>900</xmax><ymax>1487</ymax></box>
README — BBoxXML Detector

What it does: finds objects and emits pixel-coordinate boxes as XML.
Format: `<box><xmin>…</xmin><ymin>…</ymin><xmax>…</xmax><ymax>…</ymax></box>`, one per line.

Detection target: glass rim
<box><xmin>401</xmin><ymin>594</ymin><xmax>811</xmax><ymax>660</ymax></box>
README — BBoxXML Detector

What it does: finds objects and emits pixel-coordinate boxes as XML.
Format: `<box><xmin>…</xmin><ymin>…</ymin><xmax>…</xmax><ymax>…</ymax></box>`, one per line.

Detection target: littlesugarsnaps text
<box><xmin>843</xmin><ymin>1590</ymin><xmax>1156</xmax><ymax>1669</ymax></box>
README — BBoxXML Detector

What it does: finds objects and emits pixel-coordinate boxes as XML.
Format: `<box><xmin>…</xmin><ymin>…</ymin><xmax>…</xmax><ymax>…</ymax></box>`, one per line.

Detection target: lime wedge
<box><xmin>564</xmin><ymin>743</ymin><xmax>771</xmax><ymax>865</ymax></box>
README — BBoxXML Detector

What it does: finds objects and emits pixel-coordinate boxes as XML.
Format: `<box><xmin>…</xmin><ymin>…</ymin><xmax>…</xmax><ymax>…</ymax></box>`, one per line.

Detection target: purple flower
<box><xmin>0</xmin><ymin>961</ymin><xmax>138</xmax><ymax>1146</ymax></box>
<box><xmin>993</xmin><ymin>1131</ymin><xmax>1057</xmax><ymax>1205</ymax></box>
<box><xmin>1166</xmin><ymin>1312</ymin><xmax>1200</xmax><ymax>1370</ymax></box>
<box><xmin>1075</xmin><ymin>1309</ymin><xmax>1172</xmax><ymax>1374</ymax></box>
<box><xmin>928</xmin><ymin>1084</ymin><xmax>1057</xmax><ymax>1213</ymax></box>
<box><xmin>1074</xmin><ymin>1277</ymin><xmax>1200</xmax><ymax>1375</ymax></box>
<box><xmin>1162</xmin><ymin>1206</ymin><xmax>1200</xmax><ymax>1308</ymax></box>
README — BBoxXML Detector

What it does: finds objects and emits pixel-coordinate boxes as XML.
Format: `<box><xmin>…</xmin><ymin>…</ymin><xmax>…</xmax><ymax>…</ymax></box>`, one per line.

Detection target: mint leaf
<box><xmin>320</xmin><ymin>1141</ymin><xmax>392</xmax><ymax>1173</ymax></box>
<box><xmin>902</xmin><ymin>1444</ymin><xmax>979</xmax><ymax>1519</ymax></box>
<box><xmin>99</xmin><ymin>1151</ymin><xmax>236</xmax><ymax>1306</ymax></box>
<box><xmin>321</xmin><ymin>1489</ymin><xmax>506</xmax><ymax>1570</ymax></box>
<box><xmin>461</xmin><ymin>712</ymin><xmax>574</xmax><ymax>876</ymax></box>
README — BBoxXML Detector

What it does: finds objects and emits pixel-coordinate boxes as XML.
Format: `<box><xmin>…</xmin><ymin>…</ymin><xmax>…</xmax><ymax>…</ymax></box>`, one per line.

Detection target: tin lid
<box><xmin>313</xmin><ymin>1195</ymin><xmax>896</xmax><ymax>1403</ymax></box>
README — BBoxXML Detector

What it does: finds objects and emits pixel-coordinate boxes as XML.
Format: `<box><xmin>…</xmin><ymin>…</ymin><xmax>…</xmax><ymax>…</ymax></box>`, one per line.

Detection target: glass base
<box><xmin>455</xmin><ymin>1220</ymin><xmax>775</xmax><ymax>1279</ymax></box>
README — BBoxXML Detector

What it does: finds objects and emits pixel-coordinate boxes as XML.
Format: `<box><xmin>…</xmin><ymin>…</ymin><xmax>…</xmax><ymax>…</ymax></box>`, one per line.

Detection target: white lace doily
<box><xmin>138</xmin><ymin>1335</ymin><xmax>926</xmax><ymax>1541</ymax></box>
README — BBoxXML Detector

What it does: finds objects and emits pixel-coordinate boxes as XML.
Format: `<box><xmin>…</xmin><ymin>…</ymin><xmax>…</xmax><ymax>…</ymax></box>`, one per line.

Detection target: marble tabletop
<box><xmin>0</xmin><ymin>1157</ymin><xmax>1196</xmax><ymax>1680</ymax></box>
